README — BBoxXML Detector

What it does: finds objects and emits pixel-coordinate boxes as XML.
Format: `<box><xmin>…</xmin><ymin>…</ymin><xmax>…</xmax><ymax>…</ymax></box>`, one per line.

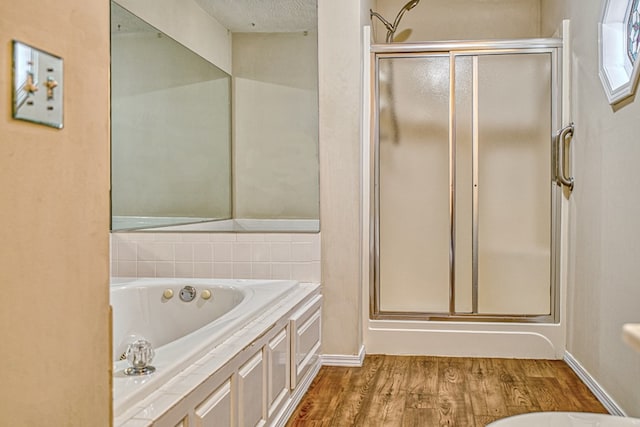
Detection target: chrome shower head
<box><xmin>389</xmin><ymin>0</ymin><xmax>421</xmax><ymax>42</ymax></box>
<box><xmin>405</xmin><ymin>0</ymin><xmax>421</xmax><ymax>11</ymax></box>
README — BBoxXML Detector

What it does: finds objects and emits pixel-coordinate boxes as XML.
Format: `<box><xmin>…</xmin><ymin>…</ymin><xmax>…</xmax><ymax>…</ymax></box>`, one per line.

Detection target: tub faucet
<box><xmin>124</xmin><ymin>339</ymin><xmax>156</xmax><ymax>376</ymax></box>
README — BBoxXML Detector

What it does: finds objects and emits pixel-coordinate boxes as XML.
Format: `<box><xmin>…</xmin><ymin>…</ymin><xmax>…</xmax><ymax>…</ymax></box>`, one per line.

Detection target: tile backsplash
<box><xmin>111</xmin><ymin>232</ymin><xmax>321</xmax><ymax>282</ymax></box>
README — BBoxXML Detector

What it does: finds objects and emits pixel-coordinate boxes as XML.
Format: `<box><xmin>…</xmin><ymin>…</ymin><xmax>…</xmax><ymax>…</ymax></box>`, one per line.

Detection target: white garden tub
<box><xmin>111</xmin><ymin>277</ymin><xmax>298</xmax><ymax>416</ymax></box>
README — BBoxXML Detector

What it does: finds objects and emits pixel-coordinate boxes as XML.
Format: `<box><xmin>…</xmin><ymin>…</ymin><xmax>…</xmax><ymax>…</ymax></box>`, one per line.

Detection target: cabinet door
<box><xmin>193</xmin><ymin>377</ymin><xmax>233</xmax><ymax>427</ymax></box>
<box><xmin>267</xmin><ymin>327</ymin><xmax>290</xmax><ymax>419</ymax></box>
<box><xmin>238</xmin><ymin>350</ymin><xmax>266</xmax><ymax>427</ymax></box>
<box><xmin>290</xmin><ymin>295</ymin><xmax>322</xmax><ymax>389</ymax></box>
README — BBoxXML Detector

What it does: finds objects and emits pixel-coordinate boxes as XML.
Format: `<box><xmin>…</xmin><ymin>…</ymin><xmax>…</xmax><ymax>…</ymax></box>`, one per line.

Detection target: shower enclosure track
<box><xmin>371</xmin><ymin>38</ymin><xmax>563</xmax><ymax>53</ymax></box>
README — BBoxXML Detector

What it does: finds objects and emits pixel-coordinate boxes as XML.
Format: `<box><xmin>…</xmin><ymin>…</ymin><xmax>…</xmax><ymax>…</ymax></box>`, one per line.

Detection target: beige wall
<box><xmin>371</xmin><ymin>0</ymin><xmax>541</xmax><ymax>42</ymax></box>
<box><xmin>318</xmin><ymin>0</ymin><xmax>372</xmax><ymax>355</ymax></box>
<box><xmin>0</xmin><ymin>0</ymin><xmax>111</xmax><ymax>425</ymax></box>
<box><xmin>540</xmin><ymin>0</ymin><xmax>568</xmax><ymax>36</ymax></box>
<box><xmin>543</xmin><ymin>0</ymin><xmax>640</xmax><ymax>417</ymax></box>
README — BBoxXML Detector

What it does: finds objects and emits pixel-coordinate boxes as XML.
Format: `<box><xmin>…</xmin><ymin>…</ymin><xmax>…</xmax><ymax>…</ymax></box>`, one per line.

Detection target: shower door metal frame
<box><xmin>370</xmin><ymin>38</ymin><xmax>563</xmax><ymax>323</ymax></box>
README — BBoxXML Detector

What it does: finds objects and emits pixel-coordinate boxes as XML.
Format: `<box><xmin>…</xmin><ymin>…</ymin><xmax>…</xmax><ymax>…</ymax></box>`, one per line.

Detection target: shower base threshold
<box><xmin>365</xmin><ymin>319</ymin><xmax>564</xmax><ymax>359</ymax></box>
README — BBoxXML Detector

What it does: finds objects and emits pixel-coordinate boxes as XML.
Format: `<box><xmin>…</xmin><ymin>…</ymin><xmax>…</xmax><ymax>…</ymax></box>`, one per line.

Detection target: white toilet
<box><xmin>488</xmin><ymin>412</ymin><xmax>640</xmax><ymax>426</ymax></box>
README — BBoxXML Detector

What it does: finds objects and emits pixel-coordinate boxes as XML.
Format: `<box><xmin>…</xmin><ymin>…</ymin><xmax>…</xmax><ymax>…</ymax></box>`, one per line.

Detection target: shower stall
<box><xmin>364</xmin><ymin>29</ymin><xmax>572</xmax><ymax>358</ymax></box>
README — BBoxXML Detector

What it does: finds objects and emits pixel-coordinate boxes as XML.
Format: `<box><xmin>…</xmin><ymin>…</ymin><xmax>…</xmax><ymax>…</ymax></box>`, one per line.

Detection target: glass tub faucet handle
<box><xmin>124</xmin><ymin>339</ymin><xmax>156</xmax><ymax>376</ymax></box>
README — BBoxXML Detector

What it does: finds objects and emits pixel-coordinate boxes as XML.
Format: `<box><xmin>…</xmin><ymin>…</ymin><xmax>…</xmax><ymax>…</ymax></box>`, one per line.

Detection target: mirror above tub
<box><xmin>110</xmin><ymin>2</ymin><xmax>232</xmax><ymax>231</ymax></box>
<box><xmin>110</xmin><ymin>0</ymin><xmax>319</xmax><ymax>233</ymax></box>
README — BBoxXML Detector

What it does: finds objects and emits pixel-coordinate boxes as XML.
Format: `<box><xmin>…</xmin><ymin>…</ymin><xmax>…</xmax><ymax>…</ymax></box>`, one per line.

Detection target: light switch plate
<box><xmin>12</xmin><ymin>40</ymin><xmax>64</xmax><ymax>129</ymax></box>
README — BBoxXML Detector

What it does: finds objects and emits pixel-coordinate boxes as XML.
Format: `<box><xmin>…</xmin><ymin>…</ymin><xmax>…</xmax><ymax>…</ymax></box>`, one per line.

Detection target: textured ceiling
<box><xmin>193</xmin><ymin>0</ymin><xmax>317</xmax><ymax>33</ymax></box>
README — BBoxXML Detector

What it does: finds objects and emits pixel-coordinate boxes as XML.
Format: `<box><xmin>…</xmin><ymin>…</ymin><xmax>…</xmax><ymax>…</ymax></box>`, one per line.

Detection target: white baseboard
<box><xmin>321</xmin><ymin>344</ymin><xmax>366</xmax><ymax>367</ymax></box>
<box><xmin>564</xmin><ymin>351</ymin><xmax>625</xmax><ymax>416</ymax></box>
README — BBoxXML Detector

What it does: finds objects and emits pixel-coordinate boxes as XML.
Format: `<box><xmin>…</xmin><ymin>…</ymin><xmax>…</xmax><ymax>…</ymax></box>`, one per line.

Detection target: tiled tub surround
<box><xmin>111</xmin><ymin>232</ymin><xmax>321</xmax><ymax>282</ymax></box>
<box><xmin>113</xmin><ymin>278</ymin><xmax>322</xmax><ymax>426</ymax></box>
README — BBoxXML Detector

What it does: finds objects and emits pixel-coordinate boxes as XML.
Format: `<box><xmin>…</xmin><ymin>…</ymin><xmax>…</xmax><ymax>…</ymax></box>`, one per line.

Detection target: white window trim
<box><xmin>599</xmin><ymin>0</ymin><xmax>640</xmax><ymax>104</ymax></box>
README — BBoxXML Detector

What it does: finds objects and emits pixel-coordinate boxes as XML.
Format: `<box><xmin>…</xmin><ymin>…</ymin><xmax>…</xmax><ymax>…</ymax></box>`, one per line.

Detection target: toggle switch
<box><xmin>45</xmin><ymin>76</ymin><xmax>58</xmax><ymax>101</ymax></box>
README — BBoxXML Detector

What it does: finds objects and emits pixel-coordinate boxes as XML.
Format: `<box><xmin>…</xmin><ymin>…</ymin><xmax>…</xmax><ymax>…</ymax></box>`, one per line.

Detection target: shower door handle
<box><xmin>556</xmin><ymin>123</ymin><xmax>574</xmax><ymax>191</ymax></box>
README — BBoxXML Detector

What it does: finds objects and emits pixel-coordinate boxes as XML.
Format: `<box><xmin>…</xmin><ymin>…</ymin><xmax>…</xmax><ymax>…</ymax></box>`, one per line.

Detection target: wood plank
<box><xmin>403</xmin><ymin>356</ymin><xmax>438</xmax><ymax>409</ymax></box>
<box><xmin>475</xmin><ymin>415</ymin><xmax>502</xmax><ymax>426</ymax></box>
<box><xmin>527</xmin><ymin>377</ymin><xmax>570</xmax><ymax>411</ymax></box>
<box><xmin>520</xmin><ymin>358</ymin><xmax>546</xmax><ymax>378</ymax></box>
<box><xmin>400</xmin><ymin>408</ymin><xmax>439</xmax><ymax>426</ymax></box>
<box><xmin>533</xmin><ymin>359</ymin><xmax>562</xmax><ymax>377</ymax></box>
<box><xmin>436</xmin><ymin>358</ymin><xmax>474</xmax><ymax>426</ymax></box>
<box><xmin>359</xmin><ymin>356</ymin><xmax>409</xmax><ymax>426</ymax></box>
<box><xmin>500</xmin><ymin>381</ymin><xmax>539</xmax><ymax>412</ymax></box>
<box><xmin>465</xmin><ymin>358</ymin><xmax>509</xmax><ymax>419</ymax></box>
<box><xmin>556</xmin><ymin>370</ymin><xmax>609</xmax><ymax>413</ymax></box>
<box><xmin>286</xmin><ymin>420</ymin><xmax>331</xmax><ymax>427</ymax></box>
<box><xmin>330</xmin><ymin>354</ymin><xmax>385</xmax><ymax>425</ymax></box>
<box><xmin>493</xmin><ymin>358</ymin><xmax>528</xmax><ymax>383</ymax></box>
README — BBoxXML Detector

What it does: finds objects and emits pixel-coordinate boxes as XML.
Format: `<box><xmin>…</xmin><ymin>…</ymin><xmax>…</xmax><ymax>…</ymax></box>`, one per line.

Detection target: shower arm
<box><xmin>370</xmin><ymin>0</ymin><xmax>421</xmax><ymax>43</ymax></box>
<box><xmin>389</xmin><ymin>9</ymin><xmax>411</xmax><ymax>41</ymax></box>
<box><xmin>370</xmin><ymin>10</ymin><xmax>394</xmax><ymax>35</ymax></box>
<box><xmin>369</xmin><ymin>9</ymin><xmax>401</xmax><ymax>43</ymax></box>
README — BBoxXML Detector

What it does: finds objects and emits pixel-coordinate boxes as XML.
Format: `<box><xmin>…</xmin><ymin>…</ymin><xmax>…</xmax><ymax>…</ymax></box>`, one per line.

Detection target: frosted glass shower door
<box><xmin>377</xmin><ymin>55</ymin><xmax>451</xmax><ymax>313</ymax></box>
<box><xmin>474</xmin><ymin>53</ymin><xmax>552</xmax><ymax>315</ymax></box>
<box><xmin>373</xmin><ymin>45</ymin><xmax>560</xmax><ymax>320</ymax></box>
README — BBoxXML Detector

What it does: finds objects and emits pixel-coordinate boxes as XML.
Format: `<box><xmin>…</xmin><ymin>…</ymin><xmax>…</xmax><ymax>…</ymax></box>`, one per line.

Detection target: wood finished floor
<box><xmin>286</xmin><ymin>355</ymin><xmax>608</xmax><ymax>427</ymax></box>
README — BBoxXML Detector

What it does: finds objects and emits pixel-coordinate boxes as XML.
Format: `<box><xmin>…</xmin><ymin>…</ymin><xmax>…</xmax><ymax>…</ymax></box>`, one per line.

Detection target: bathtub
<box><xmin>111</xmin><ymin>277</ymin><xmax>300</xmax><ymax>417</ymax></box>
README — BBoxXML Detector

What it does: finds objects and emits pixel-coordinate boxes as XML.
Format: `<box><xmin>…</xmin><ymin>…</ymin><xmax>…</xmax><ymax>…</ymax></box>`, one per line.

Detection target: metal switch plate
<box><xmin>12</xmin><ymin>40</ymin><xmax>64</xmax><ymax>129</ymax></box>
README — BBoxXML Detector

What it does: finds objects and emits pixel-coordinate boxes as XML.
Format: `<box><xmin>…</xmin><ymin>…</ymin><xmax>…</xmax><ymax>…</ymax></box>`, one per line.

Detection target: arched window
<box><xmin>599</xmin><ymin>0</ymin><xmax>640</xmax><ymax>104</ymax></box>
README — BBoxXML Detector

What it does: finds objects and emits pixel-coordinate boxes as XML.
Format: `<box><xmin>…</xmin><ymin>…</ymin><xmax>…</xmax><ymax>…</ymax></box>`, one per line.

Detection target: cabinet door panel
<box><xmin>238</xmin><ymin>350</ymin><xmax>266</xmax><ymax>427</ymax></box>
<box><xmin>290</xmin><ymin>295</ymin><xmax>322</xmax><ymax>388</ymax></box>
<box><xmin>194</xmin><ymin>378</ymin><xmax>233</xmax><ymax>427</ymax></box>
<box><xmin>268</xmin><ymin>327</ymin><xmax>290</xmax><ymax>418</ymax></box>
